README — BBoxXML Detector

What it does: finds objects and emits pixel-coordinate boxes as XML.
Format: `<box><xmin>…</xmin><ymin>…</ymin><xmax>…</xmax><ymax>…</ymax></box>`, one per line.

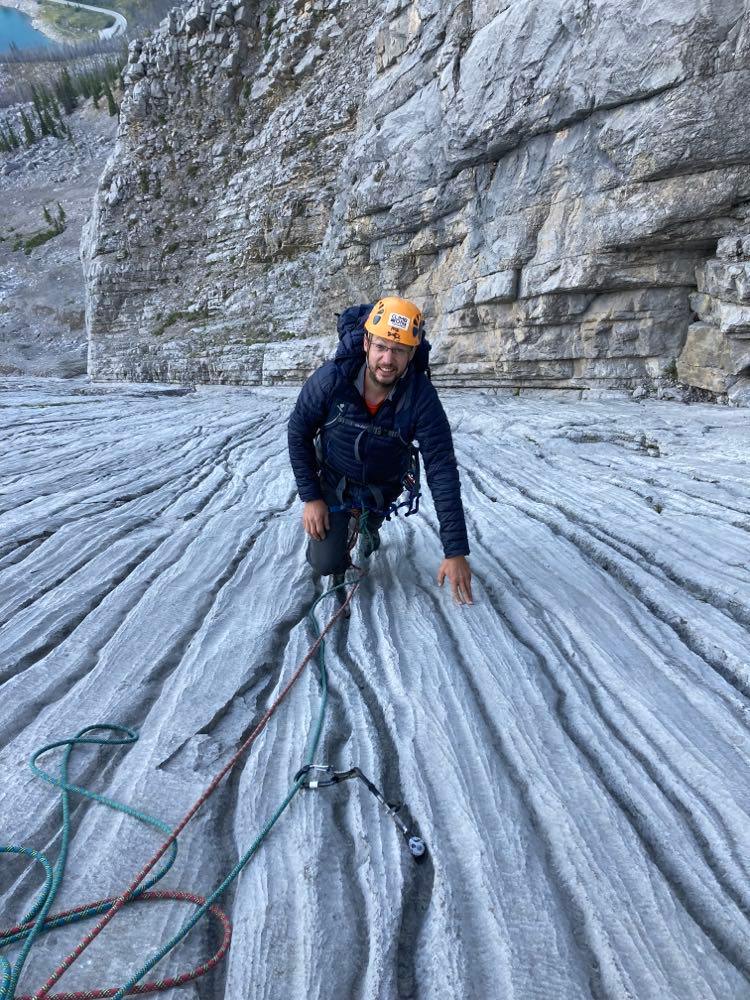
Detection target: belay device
<box><xmin>294</xmin><ymin>764</ymin><xmax>427</xmax><ymax>862</ymax></box>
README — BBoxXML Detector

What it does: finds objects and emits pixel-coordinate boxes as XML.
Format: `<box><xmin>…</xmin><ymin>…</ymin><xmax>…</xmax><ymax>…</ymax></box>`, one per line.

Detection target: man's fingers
<box><xmin>303</xmin><ymin>514</ymin><xmax>327</xmax><ymax>540</ymax></box>
<box><xmin>451</xmin><ymin>572</ymin><xmax>474</xmax><ymax>605</ymax></box>
<box><xmin>302</xmin><ymin>501</ymin><xmax>329</xmax><ymax>542</ymax></box>
<box><xmin>436</xmin><ymin>557</ymin><xmax>474</xmax><ymax>607</ymax></box>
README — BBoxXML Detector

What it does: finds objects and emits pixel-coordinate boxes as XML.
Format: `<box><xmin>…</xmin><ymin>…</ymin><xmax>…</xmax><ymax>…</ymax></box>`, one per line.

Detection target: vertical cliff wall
<box><xmin>82</xmin><ymin>0</ymin><xmax>750</xmax><ymax>390</ymax></box>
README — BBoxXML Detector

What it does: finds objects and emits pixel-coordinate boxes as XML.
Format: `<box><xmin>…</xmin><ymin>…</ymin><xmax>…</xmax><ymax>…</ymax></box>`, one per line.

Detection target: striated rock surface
<box><xmin>83</xmin><ymin>0</ymin><xmax>750</xmax><ymax>389</ymax></box>
<box><xmin>2</xmin><ymin>380</ymin><xmax>750</xmax><ymax>997</ymax></box>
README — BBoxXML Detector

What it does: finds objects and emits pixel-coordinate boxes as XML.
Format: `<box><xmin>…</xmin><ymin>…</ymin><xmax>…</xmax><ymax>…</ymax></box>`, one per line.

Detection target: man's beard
<box><xmin>366</xmin><ymin>354</ymin><xmax>400</xmax><ymax>387</ymax></box>
<box><xmin>368</xmin><ymin>365</ymin><xmax>399</xmax><ymax>386</ymax></box>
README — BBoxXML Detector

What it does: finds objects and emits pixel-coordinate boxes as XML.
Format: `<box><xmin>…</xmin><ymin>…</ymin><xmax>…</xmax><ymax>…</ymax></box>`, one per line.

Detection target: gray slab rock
<box><xmin>2</xmin><ymin>381</ymin><xmax>750</xmax><ymax>998</ymax></box>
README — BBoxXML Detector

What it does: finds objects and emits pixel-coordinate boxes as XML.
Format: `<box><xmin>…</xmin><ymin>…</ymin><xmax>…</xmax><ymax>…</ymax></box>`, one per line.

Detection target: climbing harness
<box><xmin>294</xmin><ymin>765</ymin><xmax>426</xmax><ymax>861</ymax></box>
<box><xmin>327</xmin><ymin>447</ymin><xmax>422</xmax><ymax>521</ymax></box>
<box><xmin>318</xmin><ymin>377</ymin><xmax>424</xmax><ymax>521</ymax></box>
<box><xmin>1</xmin><ymin>532</ymin><xmax>427</xmax><ymax>998</ymax></box>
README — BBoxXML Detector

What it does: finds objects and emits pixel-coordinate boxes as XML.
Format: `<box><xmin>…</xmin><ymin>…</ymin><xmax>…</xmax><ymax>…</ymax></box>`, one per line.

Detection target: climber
<box><xmin>287</xmin><ymin>296</ymin><xmax>473</xmax><ymax>605</ymax></box>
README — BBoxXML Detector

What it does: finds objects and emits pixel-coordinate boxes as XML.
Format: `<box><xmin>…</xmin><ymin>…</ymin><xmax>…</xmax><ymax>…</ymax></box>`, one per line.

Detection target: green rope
<box><xmin>109</xmin><ymin>581</ymin><xmax>340</xmax><ymax>998</ymax></box>
<box><xmin>357</xmin><ymin>509</ymin><xmax>376</xmax><ymax>558</ymax></box>
<box><xmin>0</xmin><ymin>725</ymin><xmax>177</xmax><ymax>1000</ymax></box>
<box><xmin>2</xmin><ymin>576</ymin><xmax>349</xmax><ymax>999</ymax></box>
<box><xmin>0</xmin><ymin>848</ymin><xmax>52</xmax><ymax>999</ymax></box>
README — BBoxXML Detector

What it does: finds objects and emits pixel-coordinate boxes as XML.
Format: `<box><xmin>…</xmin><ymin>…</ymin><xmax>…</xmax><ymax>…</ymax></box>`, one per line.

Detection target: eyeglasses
<box><xmin>367</xmin><ymin>337</ymin><xmax>412</xmax><ymax>360</ymax></box>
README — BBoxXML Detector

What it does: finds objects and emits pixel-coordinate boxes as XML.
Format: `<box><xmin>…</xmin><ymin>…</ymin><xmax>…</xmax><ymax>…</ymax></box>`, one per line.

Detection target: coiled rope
<box><xmin>1</xmin><ymin>537</ymin><xmax>367</xmax><ymax>1000</ymax></box>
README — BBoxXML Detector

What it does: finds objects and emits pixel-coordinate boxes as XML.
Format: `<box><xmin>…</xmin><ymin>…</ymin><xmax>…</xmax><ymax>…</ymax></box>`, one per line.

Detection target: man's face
<box><xmin>364</xmin><ymin>334</ymin><xmax>414</xmax><ymax>387</ymax></box>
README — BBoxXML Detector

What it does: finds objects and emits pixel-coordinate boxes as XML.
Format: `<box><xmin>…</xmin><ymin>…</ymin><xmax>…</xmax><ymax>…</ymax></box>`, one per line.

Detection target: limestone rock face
<box><xmin>83</xmin><ymin>0</ymin><xmax>750</xmax><ymax>388</ymax></box>
<box><xmin>677</xmin><ymin>234</ymin><xmax>750</xmax><ymax>397</ymax></box>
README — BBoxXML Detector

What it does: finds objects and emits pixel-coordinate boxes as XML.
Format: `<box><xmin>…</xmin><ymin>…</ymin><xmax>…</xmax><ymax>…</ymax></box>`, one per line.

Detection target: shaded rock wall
<box><xmin>83</xmin><ymin>0</ymin><xmax>750</xmax><ymax>388</ymax></box>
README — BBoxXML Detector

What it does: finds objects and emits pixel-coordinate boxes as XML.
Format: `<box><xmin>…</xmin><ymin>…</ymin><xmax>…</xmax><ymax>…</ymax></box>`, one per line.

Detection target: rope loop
<box><xmin>2</xmin><ymin>575</ymin><xmax>361</xmax><ymax>1000</ymax></box>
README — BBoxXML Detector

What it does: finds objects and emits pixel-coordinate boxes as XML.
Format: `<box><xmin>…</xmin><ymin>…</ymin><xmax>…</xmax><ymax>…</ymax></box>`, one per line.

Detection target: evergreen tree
<box><xmin>64</xmin><ymin>67</ymin><xmax>78</xmax><ymax>108</ymax></box>
<box><xmin>41</xmin><ymin>85</ymin><xmax>59</xmax><ymax>120</ymax></box>
<box><xmin>91</xmin><ymin>77</ymin><xmax>103</xmax><ymax>108</ymax></box>
<box><xmin>50</xmin><ymin>96</ymin><xmax>65</xmax><ymax>126</ymax></box>
<box><xmin>103</xmin><ymin>78</ymin><xmax>118</xmax><ymax>116</ymax></box>
<box><xmin>35</xmin><ymin>105</ymin><xmax>50</xmax><ymax>137</ymax></box>
<box><xmin>43</xmin><ymin>204</ymin><xmax>54</xmax><ymax>227</ymax></box>
<box><xmin>30</xmin><ymin>84</ymin><xmax>43</xmax><ymax>118</ymax></box>
<box><xmin>0</xmin><ymin>129</ymin><xmax>9</xmax><ymax>154</ymax></box>
<box><xmin>7</xmin><ymin>124</ymin><xmax>20</xmax><ymax>149</ymax></box>
<box><xmin>20</xmin><ymin>110</ymin><xmax>36</xmax><ymax>146</ymax></box>
<box><xmin>54</xmin><ymin>78</ymin><xmax>71</xmax><ymax>115</ymax></box>
<box><xmin>44</xmin><ymin>110</ymin><xmax>59</xmax><ymax>137</ymax></box>
<box><xmin>56</xmin><ymin>68</ymin><xmax>78</xmax><ymax>115</ymax></box>
<box><xmin>56</xmin><ymin>202</ymin><xmax>66</xmax><ymax>227</ymax></box>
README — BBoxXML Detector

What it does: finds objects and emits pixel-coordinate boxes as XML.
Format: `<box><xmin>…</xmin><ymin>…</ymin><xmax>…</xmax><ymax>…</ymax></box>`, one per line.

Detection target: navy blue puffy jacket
<box><xmin>287</xmin><ymin>304</ymin><xmax>470</xmax><ymax>558</ymax></box>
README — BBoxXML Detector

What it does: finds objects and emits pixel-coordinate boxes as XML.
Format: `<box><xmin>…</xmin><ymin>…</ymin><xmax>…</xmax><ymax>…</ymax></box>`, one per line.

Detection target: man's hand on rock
<box><xmin>437</xmin><ymin>555</ymin><xmax>474</xmax><ymax>606</ymax></box>
<box><xmin>303</xmin><ymin>499</ymin><xmax>330</xmax><ymax>541</ymax></box>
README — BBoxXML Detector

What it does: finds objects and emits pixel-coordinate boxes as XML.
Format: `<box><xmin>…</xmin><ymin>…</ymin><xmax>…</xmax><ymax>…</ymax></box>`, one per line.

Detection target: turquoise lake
<box><xmin>0</xmin><ymin>6</ymin><xmax>53</xmax><ymax>54</ymax></box>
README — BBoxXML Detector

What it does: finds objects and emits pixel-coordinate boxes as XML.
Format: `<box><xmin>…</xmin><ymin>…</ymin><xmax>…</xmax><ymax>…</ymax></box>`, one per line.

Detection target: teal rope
<box><xmin>2</xmin><ymin>577</ymin><xmax>353</xmax><ymax>999</ymax></box>
<box><xmin>94</xmin><ymin>580</ymin><xmax>345</xmax><ymax>1000</ymax></box>
<box><xmin>0</xmin><ymin>725</ymin><xmax>178</xmax><ymax>1000</ymax></box>
<box><xmin>0</xmin><ymin>848</ymin><xmax>52</xmax><ymax>999</ymax></box>
<box><xmin>357</xmin><ymin>509</ymin><xmax>383</xmax><ymax>563</ymax></box>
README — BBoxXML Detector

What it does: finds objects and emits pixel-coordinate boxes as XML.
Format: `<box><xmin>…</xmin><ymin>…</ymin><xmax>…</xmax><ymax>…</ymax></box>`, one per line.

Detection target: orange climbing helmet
<box><xmin>364</xmin><ymin>296</ymin><xmax>424</xmax><ymax>347</ymax></box>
